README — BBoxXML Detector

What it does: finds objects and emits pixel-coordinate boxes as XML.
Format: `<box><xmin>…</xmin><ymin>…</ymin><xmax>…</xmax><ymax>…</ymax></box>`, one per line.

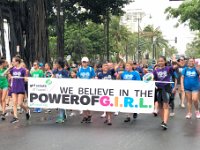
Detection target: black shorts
<box><xmin>154</xmin><ymin>89</ymin><xmax>157</xmax><ymax>102</ymax></box>
<box><xmin>12</xmin><ymin>92</ymin><xmax>25</xmax><ymax>95</ymax></box>
<box><xmin>156</xmin><ymin>89</ymin><xmax>170</xmax><ymax>104</ymax></box>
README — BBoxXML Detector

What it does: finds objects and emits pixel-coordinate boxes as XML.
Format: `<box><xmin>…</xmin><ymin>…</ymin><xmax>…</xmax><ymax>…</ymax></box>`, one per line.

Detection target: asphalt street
<box><xmin>0</xmin><ymin>97</ymin><xmax>200</xmax><ymax>150</ymax></box>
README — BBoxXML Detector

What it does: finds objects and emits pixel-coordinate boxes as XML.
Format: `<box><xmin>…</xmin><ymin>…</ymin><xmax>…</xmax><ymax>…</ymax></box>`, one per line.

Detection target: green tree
<box><xmin>165</xmin><ymin>0</ymin><xmax>200</xmax><ymax>30</ymax></box>
<box><xmin>76</xmin><ymin>0</ymin><xmax>132</xmax><ymax>61</ymax></box>
<box><xmin>185</xmin><ymin>33</ymin><xmax>200</xmax><ymax>58</ymax></box>
<box><xmin>142</xmin><ymin>25</ymin><xmax>169</xmax><ymax>59</ymax></box>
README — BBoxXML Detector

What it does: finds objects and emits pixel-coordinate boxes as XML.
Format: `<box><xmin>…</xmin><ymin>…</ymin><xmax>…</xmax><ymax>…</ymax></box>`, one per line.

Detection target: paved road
<box><xmin>0</xmin><ymin>97</ymin><xmax>200</xmax><ymax>150</ymax></box>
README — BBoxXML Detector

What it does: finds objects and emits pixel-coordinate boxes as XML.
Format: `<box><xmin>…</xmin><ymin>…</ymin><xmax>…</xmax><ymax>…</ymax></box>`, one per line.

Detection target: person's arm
<box><xmin>51</xmin><ymin>70</ymin><xmax>56</xmax><ymax>78</ymax></box>
<box><xmin>172</xmin><ymin>61</ymin><xmax>183</xmax><ymax>69</ymax></box>
<box><xmin>172</xmin><ymin>78</ymin><xmax>177</xmax><ymax>93</ymax></box>
<box><xmin>91</xmin><ymin>68</ymin><xmax>96</xmax><ymax>79</ymax></box>
<box><xmin>195</xmin><ymin>65</ymin><xmax>200</xmax><ymax>75</ymax></box>
<box><xmin>2</xmin><ymin>64</ymin><xmax>13</xmax><ymax>76</ymax></box>
<box><xmin>117</xmin><ymin>71</ymin><xmax>123</xmax><ymax>80</ymax></box>
<box><xmin>180</xmin><ymin>68</ymin><xmax>186</xmax><ymax>92</ymax></box>
<box><xmin>152</xmin><ymin>70</ymin><xmax>157</xmax><ymax>81</ymax></box>
<box><xmin>180</xmin><ymin>75</ymin><xmax>184</xmax><ymax>92</ymax></box>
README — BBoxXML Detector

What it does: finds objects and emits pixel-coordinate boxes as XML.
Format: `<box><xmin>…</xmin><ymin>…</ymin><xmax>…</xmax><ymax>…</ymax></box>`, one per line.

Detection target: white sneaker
<box><xmin>114</xmin><ymin>112</ymin><xmax>118</xmax><ymax>116</ymax></box>
<box><xmin>185</xmin><ymin>113</ymin><xmax>192</xmax><ymax>119</ymax></box>
<box><xmin>70</xmin><ymin>112</ymin><xmax>76</xmax><ymax>117</ymax></box>
<box><xmin>79</xmin><ymin>111</ymin><xmax>83</xmax><ymax>115</ymax></box>
<box><xmin>101</xmin><ymin>112</ymin><xmax>106</xmax><ymax>118</ymax></box>
<box><xmin>181</xmin><ymin>103</ymin><xmax>185</xmax><ymax>108</ymax></box>
<box><xmin>195</xmin><ymin>111</ymin><xmax>200</xmax><ymax>119</ymax></box>
<box><xmin>170</xmin><ymin>112</ymin><xmax>175</xmax><ymax>117</ymax></box>
<box><xmin>45</xmin><ymin>110</ymin><xmax>51</xmax><ymax>114</ymax></box>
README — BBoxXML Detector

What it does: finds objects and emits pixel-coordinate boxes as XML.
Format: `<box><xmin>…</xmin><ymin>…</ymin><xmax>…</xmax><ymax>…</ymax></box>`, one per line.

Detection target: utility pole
<box><xmin>137</xmin><ymin>17</ymin><xmax>140</xmax><ymax>63</ymax></box>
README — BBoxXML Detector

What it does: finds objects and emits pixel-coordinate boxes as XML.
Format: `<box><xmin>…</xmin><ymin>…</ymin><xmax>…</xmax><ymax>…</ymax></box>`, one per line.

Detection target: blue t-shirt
<box><xmin>182</xmin><ymin>67</ymin><xmax>199</xmax><ymax>90</ymax></box>
<box><xmin>53</xmin><ymin>69</ymin><xmax>69</xmax><ymax>78</ymax></box>
<box><xmin>77</xmin><ymin>67</ymin><xmax>95</xmax><ymax>79</ymax></box>
<box><xmin>121</xmin><ymin>71</ymin><xmax>141</xmax><ymax>80</ymax></box>
<box><xmin>97</xmin><ymin>72</ymin><xmax>112</xmax><ymax>80</ymax></box>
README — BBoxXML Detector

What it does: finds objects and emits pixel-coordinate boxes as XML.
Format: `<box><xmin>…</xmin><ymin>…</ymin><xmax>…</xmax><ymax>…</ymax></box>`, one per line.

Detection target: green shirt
<box><xmin>0</xmin><ymin>68</ymin><xmax>8</xmax><ymax>88</ymax></box>
<box><xmin>30</xmin><ymin>69</ymin><xmax>44</xmax><ymax>78</ymax></box>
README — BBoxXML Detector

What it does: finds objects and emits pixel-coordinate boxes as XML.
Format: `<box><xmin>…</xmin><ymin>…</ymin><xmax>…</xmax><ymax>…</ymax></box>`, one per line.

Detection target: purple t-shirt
<box><xmin>153</xmin><ymin>66</ymin><xmax>173</xmax><ymax>89</ymax></box>
<box><xmin>10</xmin><ymin>67</ymin><xmax>26</xmax><ymax>93</ymax></box>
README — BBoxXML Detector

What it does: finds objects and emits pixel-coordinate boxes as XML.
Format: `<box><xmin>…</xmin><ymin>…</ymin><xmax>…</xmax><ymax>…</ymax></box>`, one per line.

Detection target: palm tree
<box><xmin>142</xmin><ymin>25</ymin><xmax>169</xmax><ymax>59</ymax></box>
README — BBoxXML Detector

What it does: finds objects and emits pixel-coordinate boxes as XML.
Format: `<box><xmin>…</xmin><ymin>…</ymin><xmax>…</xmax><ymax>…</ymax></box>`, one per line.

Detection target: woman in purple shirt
<box><xmin>153</xmin><ymin>56</ymin><xmax>177</xmax><ymax>130</ymax></box>
<box><xmin>9</xmin><ymin>56</ymin><xmax>30</xmax><ymax>123</ymax></box>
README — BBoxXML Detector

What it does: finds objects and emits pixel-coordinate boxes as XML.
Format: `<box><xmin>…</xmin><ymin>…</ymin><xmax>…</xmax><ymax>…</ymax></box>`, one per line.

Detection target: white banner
<box><xmin>28</xmin><ymin>78</ymin><xmax>155</xmax><ymax>113</ymax></box>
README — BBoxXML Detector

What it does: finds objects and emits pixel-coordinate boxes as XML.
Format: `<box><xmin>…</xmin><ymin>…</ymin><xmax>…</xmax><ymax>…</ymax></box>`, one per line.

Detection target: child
<box><xmin>117</xmin><ymin>61</ymin><xmax>141</xmax><ymax>122</ymax></box>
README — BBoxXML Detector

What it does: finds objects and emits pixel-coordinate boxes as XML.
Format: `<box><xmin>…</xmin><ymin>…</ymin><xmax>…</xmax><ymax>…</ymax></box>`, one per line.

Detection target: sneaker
<box><xmin>5</xmin><ymin>112</ymin><xmax>9</xmax><ymax>116</ymax></box>
<box><xmin>79</xmin><ymin>111</ymin><xmax>83</xmax><ymax>115</ymax></box>
<box><xmin>124</xmin><ymin>117</ymin><xmax>131</xmax><ymax>122</ymax></box>
<box><xmin>81</xmin><ymin>117</ymin><xmax>88</xmax><ymax>123</ymax></box>
<box><xmin>153</xmin><ymin>110</ymin><xmax>158</xmax><ymax>117</ymax></box>
<box><xmin>56</xmin><ymin>117</ymin><xmax>64</xmax><ymax>123</ymax></box>
<box><xmin>69</xmin><ymin>112</ymin><xmax>76</xmax><ymax>117</ymax></box>
<box><xmin>18</xmin><ymin>108</ymin><xmax>23</xmax><ymax>114</ymax></box>
<box><xmin>181</xmin><ymin>103</ymin><xmax>185</xmax><ymax>108</ymax></box>
<box><xmin>133</xmin><ymin>113</ymin><xmax>138</xmax><ymax>119</ymax></box>
<box><xmin>26</xmin><ymin>109</ymin><xmax>31</xmax><ymax>120</ymax></box>
<box><xmin>195</xmin><ymin>111</ymin><xmax>200</xmax><ymax>119</ymax></box>
<box><xmin>114</xmin><ymin>112</ymin><xmax>118</xmax><ymax>116</ymax></box>
<box><xmin>101</xmin><ymin>112</ymin><xmax>106</xmax><ymax>118</ymax></box>
<box><xmin>45</xmin><ymin>110</ymin><xmax>51</xmax><ymax>114</ymax></box>
<box><xmin>161</xmin><ymin>121</ymin><xmax>164</xmax><ymax>126</ymax></box>
<box><xmin>107</xmin><ymin>122</ymin><xmax>112</xmax><ymax>126</ymax></box>
<box><xmin>104</xmin><ymin>120</ymin><xmax>108</xmax><ymax>124</ymax></box>
<box><xmin>1</xmin><ymin>113</ymin><xmax>6</xmax><ymax>121</ymax></box>
<box><xmin>185</xmin><ymin>113</ymin><xmax>192</xmax><ymax>119</ymax></box>
<box><xmin>10</xmin><ymin>117</ymin><xmax>19</xmax><ymax>124</ymax></box>
<box><xmin>161</xmin><ymin>122</ymin><xmax>168</xmax><ymax>130</ymax></box>
<box><xmin>87</xmin><ymin>116</ymin><xmax>92</xmax><ymax>123</ymax></box>
<box><xmin>170</xmin><ymin>112</ymin><xmax>175</xmax><ymax>117</ymax></box>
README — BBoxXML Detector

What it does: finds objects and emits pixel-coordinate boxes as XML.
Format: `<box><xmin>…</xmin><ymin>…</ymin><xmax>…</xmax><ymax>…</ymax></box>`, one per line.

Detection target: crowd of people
<box><xmin>0</xmin><ymin>55</ymin><xmax>200</xmax><ymax>131</ymax></box>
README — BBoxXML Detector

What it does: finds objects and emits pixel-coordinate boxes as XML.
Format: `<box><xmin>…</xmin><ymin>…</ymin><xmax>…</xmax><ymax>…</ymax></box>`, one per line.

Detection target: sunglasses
<box><xmin>82</xmin><ymin>61</ymin><xmax>88</xmax><ymax>63</ymax></box>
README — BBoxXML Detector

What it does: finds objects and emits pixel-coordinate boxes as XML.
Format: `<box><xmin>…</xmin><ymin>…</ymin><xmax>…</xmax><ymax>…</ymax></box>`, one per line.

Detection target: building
<box><xmin>120</xmin><ymin>9</ymin><xmax>145</xmax><ymax>33</ymax></box>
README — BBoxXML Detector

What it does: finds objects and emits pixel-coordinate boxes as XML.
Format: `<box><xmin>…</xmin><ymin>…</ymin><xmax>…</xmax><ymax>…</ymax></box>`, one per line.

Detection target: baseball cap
<box><xmin>81</xmin><ymin>57</ymin><xmax>89</xmax><ymax>62</ymax></box>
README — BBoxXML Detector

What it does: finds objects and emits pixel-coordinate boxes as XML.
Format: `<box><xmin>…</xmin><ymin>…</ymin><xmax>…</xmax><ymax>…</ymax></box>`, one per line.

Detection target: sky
<box><xmin>124</xmin><ymin>0</ymin><xmax>196</xmax><ymax>54</ymax></box>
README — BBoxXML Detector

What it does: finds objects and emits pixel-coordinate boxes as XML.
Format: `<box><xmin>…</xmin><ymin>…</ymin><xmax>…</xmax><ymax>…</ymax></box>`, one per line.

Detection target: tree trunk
<box><xmin>26</xmin><ymin>0</ymin><xmax>49</xmax><ymax>65</ymax></box>
<box><xmin>0</xmin><ymin>0</ymin><xmax>49</xmax><ymax>67</ymax></box>
<box><xmin>56</xmin><ymin>0</ymin><xmax>64</xmax><ymax>58</ymax></box>
<box><xmin>104</xmin><ymin>10</ymin><xmax>110</xmax><ymax>62</ymax></box>
<box><xmin>0</xmin><ymin>8</ymin><xmax>6</xmax><ymax>57</ymax></box>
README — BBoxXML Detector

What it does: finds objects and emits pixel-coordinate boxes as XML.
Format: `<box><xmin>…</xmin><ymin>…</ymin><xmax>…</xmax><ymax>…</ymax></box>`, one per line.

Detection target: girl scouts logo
<box><xmin>45</xmin><ymin>79</ymin><xmax>52</xmax><ymax>86</ymax></box>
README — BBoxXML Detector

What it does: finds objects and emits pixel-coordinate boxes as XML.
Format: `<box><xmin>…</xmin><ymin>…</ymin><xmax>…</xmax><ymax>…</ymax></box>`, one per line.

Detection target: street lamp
<box><xmin>135</xmin><ymin>11</ymin><xmax>145</xmax><ymax>63</ymax></box>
